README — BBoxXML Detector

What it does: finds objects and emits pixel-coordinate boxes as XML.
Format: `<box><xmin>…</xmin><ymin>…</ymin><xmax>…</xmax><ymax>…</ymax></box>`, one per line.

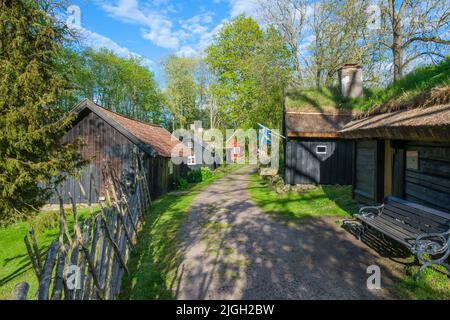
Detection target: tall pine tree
<box><xmin>0</xmin><ymin>0</ymin><xmax>84</xmax><ymax>224</ymax></box>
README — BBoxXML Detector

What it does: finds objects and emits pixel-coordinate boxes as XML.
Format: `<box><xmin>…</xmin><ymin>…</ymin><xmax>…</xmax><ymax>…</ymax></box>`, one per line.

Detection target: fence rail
<box><xmin>14</xmin><ymin>156</ymin><xmax>151</xmax><ymax>300</ymax></box>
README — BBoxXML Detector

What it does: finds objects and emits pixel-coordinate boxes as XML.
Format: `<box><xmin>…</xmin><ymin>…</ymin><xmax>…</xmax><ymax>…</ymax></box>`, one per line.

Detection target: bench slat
<box><xmin>379</xmin><ymin>213</ymin><xmax>424</xmax><ymax>235</ymax></box>
<box><xmin>359</xmin><ymin>216</ymin><xmax>414</xmax><ymax>248</ymax></box>
<box><xmin>383</xmin><ymin>207</ymin><xmax>445</xmax><ymax>233</ymax></box>
<box><xmin>358</xmin><ymin>215</ymin><xmax>417</xmax><ymax>248</ymax></box>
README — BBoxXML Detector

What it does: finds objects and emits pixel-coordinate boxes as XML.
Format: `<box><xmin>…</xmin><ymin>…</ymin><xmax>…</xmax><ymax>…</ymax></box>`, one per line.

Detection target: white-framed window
<box><xmin>233</xmin><ymin>146</ymin><xmax>241</xmax><ymax>154</ymax></box>
<box><xmin>187</xmin><ymin>155</ymin><xmax>196</xmax><ymax>165</ymax></box>
<box><xmin>187</xmin><ymin>141</ymin><xmax>193</xmax><ymax>149</ymax></box>
<box><xmin>169</xmin><ymin>161</ymin><xmax>173</xmax><ymax>174</ymax></box>
<box><xmin>316</xmin><ymin>145</ymin><xmax>327</xmax><ymax>154</ymax></box>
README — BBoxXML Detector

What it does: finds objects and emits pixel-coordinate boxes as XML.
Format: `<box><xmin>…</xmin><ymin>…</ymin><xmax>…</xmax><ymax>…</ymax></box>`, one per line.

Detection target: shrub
<box><xmin>187</xmin><ymin>169</ymin><xmax>202</xmax><ymax>183</ymax></box>
<box><xmin>200</xmin><ymin>167</ymin><xmax>213</xmax><ymax>181</ymax></box>
<box><xmin>27</xmin><ymin>210</ymin><xmax>60</xmax><ymax>234</ymax></box>
<box><xmin>173</xmin><ymin>176</ymin><xmax>188</xmax><ymax>190</ymax></box>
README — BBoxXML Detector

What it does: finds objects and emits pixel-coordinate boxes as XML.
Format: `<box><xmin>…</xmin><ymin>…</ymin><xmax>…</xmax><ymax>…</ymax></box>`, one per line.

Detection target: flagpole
<box><xmin>257</xmin><ymin>123</ymin><xmax>286</xmax><ymax>140</ymax></box>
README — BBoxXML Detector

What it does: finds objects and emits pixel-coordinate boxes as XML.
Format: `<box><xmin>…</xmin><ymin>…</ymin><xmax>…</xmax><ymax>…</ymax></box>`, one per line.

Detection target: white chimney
<box><xmin>338</xmin><ymin>64</ymin><xmax>363</xmax><ymax>98</ymax></box>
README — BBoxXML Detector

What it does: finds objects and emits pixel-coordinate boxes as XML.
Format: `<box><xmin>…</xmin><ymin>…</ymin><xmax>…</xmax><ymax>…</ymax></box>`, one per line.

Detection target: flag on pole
<box><xmin>258</xmin><ymin>124</ymin><xmax>271</xmax><ymax>146</ymax></box>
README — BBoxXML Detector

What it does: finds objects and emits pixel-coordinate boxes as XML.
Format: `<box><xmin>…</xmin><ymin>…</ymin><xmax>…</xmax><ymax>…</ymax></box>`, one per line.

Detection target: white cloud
<box><xmin>176</xmin><ymin>46</ymin><xmax>199</xmax><ymax>58</ymax></box>
<box><xmin>72</xmin><ymin>24</ymin><xmax>154</xmax><ymax>70</ymax></box>
<box><xmin>98</xmin><ymin>0</ymin><xmax>182</xmax><ymax>49</ymax></box>
<box><xmin>229</xmin><ymin>0</ymin><xmax>259</xmax><ymax>18</ymax></box>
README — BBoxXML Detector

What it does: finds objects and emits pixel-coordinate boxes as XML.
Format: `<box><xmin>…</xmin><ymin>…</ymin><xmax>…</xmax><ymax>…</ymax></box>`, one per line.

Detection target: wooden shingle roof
<box><xmin>72</xmin><ymin>99</ymin><xmax>190</xmax><ymax>158</ymax></box>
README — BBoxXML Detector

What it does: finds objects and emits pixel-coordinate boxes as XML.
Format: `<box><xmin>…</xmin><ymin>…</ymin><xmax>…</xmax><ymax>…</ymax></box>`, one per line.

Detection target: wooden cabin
<box><xmin>283</xmin><ymin>104</ymin><xmax>353</xmax><ymax>185</ymax></box>
<box><xmin>339</xmin><ymin>89</ymin><xmax>450</xmax><ymax>213</ymax></box>
<box><xmin>51</xmin><ymin>99</ymin><xmax>189</xmax><ymax>203</ymax></box>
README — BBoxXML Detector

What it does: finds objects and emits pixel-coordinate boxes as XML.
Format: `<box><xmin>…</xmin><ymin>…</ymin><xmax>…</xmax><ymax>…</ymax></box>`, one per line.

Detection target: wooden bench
<box><xmin>356</xmin><ymin>196</ymin><xmax>450</xmax><ymax>280</ymax></box>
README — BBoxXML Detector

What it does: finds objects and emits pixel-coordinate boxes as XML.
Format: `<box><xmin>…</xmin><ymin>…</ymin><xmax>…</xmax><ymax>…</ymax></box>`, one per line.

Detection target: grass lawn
<box><xmin>120</xmin><ymin>164</ymin><xmax>244</xmax><ymax>300</ymax></box>
<box><xmin>248</xmin><ymin>173</ymin><xmax>358</xmax><ymax>219</ymax></box>
<box><xmin>394</xmin><ymin>265</ymin><xmax>450</xmax><ymax>300</ymax></box>
<box><xmin>0</xmin><ymin>207</ymin><xmax>96</xmax><ymax>300</ymax></box>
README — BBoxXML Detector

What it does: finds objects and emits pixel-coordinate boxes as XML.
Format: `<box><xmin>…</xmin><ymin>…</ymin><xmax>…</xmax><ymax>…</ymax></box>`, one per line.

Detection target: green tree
<box><xmin>163</xmin><ymin>55</ymin><xmax>202</xmax><ymax>129</ymax></box>
<box><xmin>0</xmin><ymin>0</ymin><xmax>84</xmax><ymax>223</ymax></box>
<box><xmin>206</xmin><ymin>15</ymin><xmax>293</xmax><ymax>129</ymax></box>
<box><xmin>63</xmin><ymin>48</ymin><xmax>164</xmax><ymax>124</ymax></box>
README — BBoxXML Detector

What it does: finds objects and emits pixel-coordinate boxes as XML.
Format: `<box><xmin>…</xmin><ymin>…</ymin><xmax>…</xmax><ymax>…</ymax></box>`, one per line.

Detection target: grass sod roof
<box><xmin>339</xmin><ymin>58</ymin><xmax>450</xmax><ymax>140</ymax></box>
<box><xmin>284</xmin><ymin>87</ymin><xmax>355</xmax><ymax>138</ymax></box>
<box><xmin>285</xmin><ymin>57</ymin><xmax>450</xmax><ymax>115</ymax></box>
<box><xmin>285</xmin><ymin>58</ymin><xmax>450</xmax><ymax>140</ymax></box>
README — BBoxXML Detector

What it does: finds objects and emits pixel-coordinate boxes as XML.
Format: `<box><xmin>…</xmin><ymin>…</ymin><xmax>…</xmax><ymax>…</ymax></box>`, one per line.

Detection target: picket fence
<box><xmin>13</xmin><ymin>156</ymin><xmax>151</xmax><ymax>300</ymax></box>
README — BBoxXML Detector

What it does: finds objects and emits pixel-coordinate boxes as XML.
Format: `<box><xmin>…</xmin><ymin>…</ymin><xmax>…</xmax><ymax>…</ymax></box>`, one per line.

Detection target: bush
<box><xmin>27</xmin><ymin>210</ymin><xmax>60</xmax><ymax>234</ymax></box>
<box><xmin>186</xmin><ymin>167</ymin><xmax>214</xmax><ymax>184</ymax></box>
<box><xmin>200</xmin><ymin>167</ymin><xmax>213</xmax><ymax>181</ymax></box>
<box><xmin>173</xmin><ymin>176</ymin><xmax>188</xmax><ymax>190</ymax></box>
<box><xmin>187</xmin><ymin>169</ymin><xmax>201</xmax><ymax>183</ymax></box>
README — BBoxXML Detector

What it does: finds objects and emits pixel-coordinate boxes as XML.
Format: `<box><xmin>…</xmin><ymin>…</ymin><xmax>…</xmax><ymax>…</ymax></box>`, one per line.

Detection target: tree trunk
<box><xmin>391</xmin><ymin>0</ymin><xmax>403</xmax><ymax>82</ymax></box>
<box><xmin>392</xmin><ymin>31</ymin><xmax>403</xmax><ymax>81</ymax></box>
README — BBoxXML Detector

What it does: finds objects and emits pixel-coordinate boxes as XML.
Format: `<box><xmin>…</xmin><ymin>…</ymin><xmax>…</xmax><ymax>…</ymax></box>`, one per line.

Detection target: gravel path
<box><xmin>175</xmin><ymin>166</ymin><xmax>404</xmax><ymax>299</ymax></box>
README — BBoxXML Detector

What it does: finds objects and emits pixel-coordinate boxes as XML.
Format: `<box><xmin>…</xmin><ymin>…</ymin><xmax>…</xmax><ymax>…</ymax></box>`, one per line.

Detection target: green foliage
<box><xmin>395</xmin><ymin>265</ymin><xmax>450</xmax><ymax>300</ymax></box>
<box><xmin>206</xmin><ymin>15</ymin><xmax>294</xmax><ymax>129</ymax></box>
<box><xmin>187</xmin><ymin>169</ymin><xmax>202</xmax><ymax>183</ymax></box>
<box><xmin>0</xmin><ymin>207</ymin><xmax>97</xmax><ymax>299</ymax></box>
<box><xmin>248</xmin><ymin>173</ymin><xmax>357</xmax><ymax>219</ymax></box>
<box><xmin>355</xmin><ymin>57</ymin><xmax>450</xmax><ymax>110</ymax></box>
<box><xmin>63</xmin><ymin>47</ymin><xmax>165</xmax><ymax>125</ymax></box>
<box><xmin>163</xmin><ymin>55</ymin><xmax>203</xmax><ymax>128</ymax></box>
<box><xmin>173</xmin><ymin>176</ymin><xmax>188</xmax><ymax>190</ymax></box>
<box><xmin>200</xmin><ymin>167</ymin><xmax>213</xmax><ymax>181</ymax></box>
<box><xmin>26</xmin><ymin>210</ymin><xmax>59</xmax><ymax>234</ymax></box>
<box><xmin>186</xmin><ymin>167</ymin><xmax>214</xmax><ymax>184</ymax></box>
<box><xmin>0</xmin><ymin>0</ymin><xmax>84</xmax><ymax>224</ymax></box>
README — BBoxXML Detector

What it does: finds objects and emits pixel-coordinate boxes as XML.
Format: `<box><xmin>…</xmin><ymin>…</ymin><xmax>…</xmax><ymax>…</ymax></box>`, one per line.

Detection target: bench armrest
<box><xmin>412</xmin><ymin>225</ymin><xmax>450</xmax><ymax>257</ymax></box>
<box><xmin>358</xmin><ymin>204</ymin><xmax>384</xmax><ymax>218</ymax></box>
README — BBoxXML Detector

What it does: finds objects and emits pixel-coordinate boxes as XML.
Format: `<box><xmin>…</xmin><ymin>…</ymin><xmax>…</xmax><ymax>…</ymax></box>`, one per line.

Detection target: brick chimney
<box><xmin>338</xmin><ymin>64</ymin><xmax>363</xmax><ymax>98</ymax></box>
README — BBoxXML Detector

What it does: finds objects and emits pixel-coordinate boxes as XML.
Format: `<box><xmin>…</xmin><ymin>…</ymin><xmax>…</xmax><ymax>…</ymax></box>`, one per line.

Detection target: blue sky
<box><xmin>67</xmin><ymin>0</ymin><xmax>260</xmax><ymax>83</ymax></box>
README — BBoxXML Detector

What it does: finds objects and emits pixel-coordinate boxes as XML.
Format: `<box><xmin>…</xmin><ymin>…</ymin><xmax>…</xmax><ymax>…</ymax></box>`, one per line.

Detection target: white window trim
<box><xmin>316</xmin><ymin>145</ymin><xmax>327</xmax><ymax>154</ymax></box>
<box><xmin>187</xmin><ymin>141</ymin><xmax>193</xmax><ymax>149</ymax></box>
<box><xmin>187</xmin><ymin>155</ymin><xmax>196</xmax><ymax>165</ymax></box>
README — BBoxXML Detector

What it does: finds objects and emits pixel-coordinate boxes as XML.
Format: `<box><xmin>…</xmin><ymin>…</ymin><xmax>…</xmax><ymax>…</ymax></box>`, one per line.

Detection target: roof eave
<box><xmin>70</xmin><ymin>99</ymin><xmax>160</xmax><ymax>157</ymax></box>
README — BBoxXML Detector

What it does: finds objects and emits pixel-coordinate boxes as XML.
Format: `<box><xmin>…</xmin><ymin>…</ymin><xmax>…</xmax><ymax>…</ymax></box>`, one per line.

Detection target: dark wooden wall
<box><xmin>394</xmin><ymin>141</ymin><xmax>450</xmax><ymax>213</ymax></box>
<box><xmin>49</xmin><ymin>110</ymin><xmax>179</xmax><ymax>204</ymax></box>
<box><xmin>353</xmin><ymin>139</ymin><xmax>384</xmax><ymax>203</ymax></box>
<box><xmin>284</xmin><ymin>138</ymin><xmax>353</xmax><ymax>185</ymax></box>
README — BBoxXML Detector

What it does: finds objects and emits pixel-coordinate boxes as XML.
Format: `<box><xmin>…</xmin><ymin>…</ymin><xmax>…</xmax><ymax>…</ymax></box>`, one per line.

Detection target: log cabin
<box><xmin>282</xmin><ymin>65</ymin><xmax>363</xmax><ymax>185</ymax></box>
<box><xmin>339</xmin><ymin>86</ymin><xmax>450</xmax><ymax>213</ymax></box>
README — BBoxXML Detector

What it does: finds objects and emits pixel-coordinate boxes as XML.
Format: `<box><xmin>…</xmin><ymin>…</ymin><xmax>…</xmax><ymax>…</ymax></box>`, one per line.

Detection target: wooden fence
<box><xmin>14</xmin><ymin>156</ymin><xmax>151</xmax><ymax>300</ymax></box>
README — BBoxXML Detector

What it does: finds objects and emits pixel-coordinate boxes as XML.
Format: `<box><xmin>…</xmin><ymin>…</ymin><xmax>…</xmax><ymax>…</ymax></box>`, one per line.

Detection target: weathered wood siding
<box><xmin>353</xmin><ymin>140</ymin><xmax>384</xmax><ymax>203</ymax></box>
<box><xmin>285</xmin><ymin>139</ymin><xmax>353</xmax><ymax>185</ymax></box>
<box><xmin>403</xmin><ymin>142</ymin><xmax>450</xmax><ymax>213</ymax></box>
<box><xmin>50</xmin><ymin>112</ymin><xmax>181</xmax><ymax>203</ymax></box>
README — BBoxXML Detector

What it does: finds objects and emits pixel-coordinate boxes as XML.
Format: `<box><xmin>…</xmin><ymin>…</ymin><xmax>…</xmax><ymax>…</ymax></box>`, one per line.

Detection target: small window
<box><xmin>406</xmin><ymin>150</ymin><xmax>419</xmax><ymax>170</ymax></box>
<box><xmin>169</xmin><ymin>161</ymin><xmax>173</xmax><ymax>174</ymax></box>
<box><xmin>187</xmin><ymin>141</ymin><xmax>193</xmax><ymax>149</ymax></box>
<box><xmin>187</xmin><ymin>155</ymin><xmax>196</xmax><ymax>165</ymax></box>
<box><xmin>233</xmin><ymin>147</ymin><xmax>241</xmax><ymax>154</ymax></box>
<box><xmin>316</xmin><ymin>146</ymin><xmax>327</xmax><ymax>154</ymax></box>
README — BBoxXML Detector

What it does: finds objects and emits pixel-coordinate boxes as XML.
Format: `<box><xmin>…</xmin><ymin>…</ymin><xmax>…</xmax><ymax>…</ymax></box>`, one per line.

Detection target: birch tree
<box><xmin>379</xmin><ymin>0</ymin><xmax>449</xmax><ymax>81</ymax></box>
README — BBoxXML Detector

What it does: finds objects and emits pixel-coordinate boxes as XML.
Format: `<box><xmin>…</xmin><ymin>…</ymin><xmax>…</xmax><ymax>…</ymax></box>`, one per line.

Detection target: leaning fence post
<box><xmin>12</xmin><ymin>282</ymin><xmax>29</xmax><ymax>300</ymax></box>
<box><xmin>37</xmin><ymin>241</ymin><xmax>60</xmax><ymax>300</ymax></box>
